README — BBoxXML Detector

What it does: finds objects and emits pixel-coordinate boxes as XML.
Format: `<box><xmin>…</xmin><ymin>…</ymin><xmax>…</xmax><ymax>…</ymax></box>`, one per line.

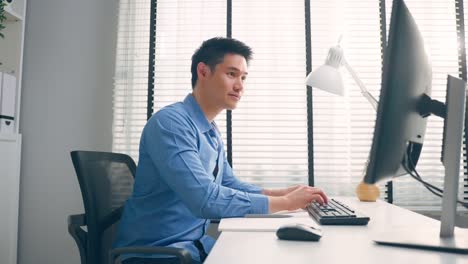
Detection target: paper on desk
<box><xmin>218</xmin><ymin>211</ymin><xmax>320</xmax><ymax>232</ymax></box>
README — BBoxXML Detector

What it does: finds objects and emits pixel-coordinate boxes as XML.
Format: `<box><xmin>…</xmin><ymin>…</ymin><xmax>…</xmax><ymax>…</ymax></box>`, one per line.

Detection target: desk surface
<box><xmin>205</xmin><ymin>197</ymin><xmax>468</xmax><ymax>264</ymax></box>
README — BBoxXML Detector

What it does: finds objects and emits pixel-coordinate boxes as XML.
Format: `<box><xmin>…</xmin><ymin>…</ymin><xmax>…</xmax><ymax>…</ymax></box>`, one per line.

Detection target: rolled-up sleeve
<box><xmin>143</xmin><ymin>110</ymin><xmax>268</xmax><ymax>219</ymax></box>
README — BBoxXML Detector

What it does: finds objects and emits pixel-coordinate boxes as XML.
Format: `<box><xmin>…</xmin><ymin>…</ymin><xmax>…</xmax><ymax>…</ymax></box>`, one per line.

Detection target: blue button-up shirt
<box><xmin>114</xmin><ymin>94</ymin><xmax>269</xmax><ymax>262</ymax></box>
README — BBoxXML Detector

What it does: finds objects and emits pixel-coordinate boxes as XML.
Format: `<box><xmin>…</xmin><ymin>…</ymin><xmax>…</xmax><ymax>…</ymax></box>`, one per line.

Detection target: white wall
<box><xmin>18</xmin><ymin>0</ymin><xmax>117</xmax><ymax>263</ymax></box>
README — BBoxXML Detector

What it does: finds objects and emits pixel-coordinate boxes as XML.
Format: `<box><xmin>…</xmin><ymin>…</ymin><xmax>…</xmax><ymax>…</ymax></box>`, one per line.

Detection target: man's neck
<box><xmin>192</xmin><ymin>90</ymin><xmax>220</xmax><ymax>122</ymax></box>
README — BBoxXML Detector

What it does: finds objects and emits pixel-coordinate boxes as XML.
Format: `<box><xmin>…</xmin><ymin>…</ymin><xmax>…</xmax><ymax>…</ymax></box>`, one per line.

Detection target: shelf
<box><xmin>4</xmin><ymin>5</ymin><xmax>22</xmax><ymax>22</ymax></box>
<box><xmin>0</xmin><ymin>133</ymin><xmax>20</xmax><ymax>142</ymax></box>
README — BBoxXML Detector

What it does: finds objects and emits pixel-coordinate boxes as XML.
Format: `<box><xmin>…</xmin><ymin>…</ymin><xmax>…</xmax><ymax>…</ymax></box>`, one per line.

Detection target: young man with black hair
<box><xmin>115</xmin><ymin>37</ymin><xmax>328</xmax><ymax>264</ymax></box>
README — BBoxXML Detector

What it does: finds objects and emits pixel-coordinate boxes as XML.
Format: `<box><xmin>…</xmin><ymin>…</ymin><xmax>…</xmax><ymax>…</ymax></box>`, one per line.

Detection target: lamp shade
<box><xmin>306</xmin><ymin>64</ymin><xmax>344</xmax><ymax>96</ymax></box>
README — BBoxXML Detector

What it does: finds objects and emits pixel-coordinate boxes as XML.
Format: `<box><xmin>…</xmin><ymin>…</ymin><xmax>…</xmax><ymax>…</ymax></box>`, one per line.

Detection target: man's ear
<box><xmin>197</xmin><ymin>62</ymin><xmax>210</xmax><ymax>80</ymax></box>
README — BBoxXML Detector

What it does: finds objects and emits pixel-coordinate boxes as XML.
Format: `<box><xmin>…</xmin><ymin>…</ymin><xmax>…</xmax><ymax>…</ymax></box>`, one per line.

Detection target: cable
<box><xmin>404</xmin><ymin>155</ymin><xmax>468</xmax><ymax>209</ymax></box>
<box><xmin>408</xmin><ymin>167</ymin><xmax>468</xmax><ymax>208</ymax></box>
<box><xmin>406</xmin><ymin>166</ymin><xmax>442</xmax><ymax>198</ymax></box>
<box><xmin>402</xmin><ymin>146</ymin><xmax>444</xmax><ymax>196</ymax></box>
<box><xmin>406</xmin><ymin>158</ymin><xmax>443</xmax><ymax>194</ymax></box>
<box><xmin>403</xmin><ymin>162</ymin><xmax>443</xmax><ymax>198</ymax></box>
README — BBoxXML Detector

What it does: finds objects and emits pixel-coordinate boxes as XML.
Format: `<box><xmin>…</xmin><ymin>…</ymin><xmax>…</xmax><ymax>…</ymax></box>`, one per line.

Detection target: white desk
<box><xmin>205</xmin><ymin>197</ymin><xmax>468</xmax><ymax>264</ymax></box>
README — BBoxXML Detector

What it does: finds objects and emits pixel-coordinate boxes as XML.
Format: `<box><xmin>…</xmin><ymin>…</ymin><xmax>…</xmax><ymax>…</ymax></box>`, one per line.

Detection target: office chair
<box><xmin>68</xmin><ymin>150</ymin><xmax>192</xmax><ymax>264</ymax></box>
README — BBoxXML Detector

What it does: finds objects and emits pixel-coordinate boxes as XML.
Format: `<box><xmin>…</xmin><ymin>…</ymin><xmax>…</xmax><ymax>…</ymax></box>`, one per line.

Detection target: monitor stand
<box><xmin>373</xmin><ymin>75</ymin><xmax>468</xmax><ymax>254</ymax></box>
<box><xmin>374</xmin><ymin>228</ymin><xmax>468</xmax><ymax>254</ymax></box>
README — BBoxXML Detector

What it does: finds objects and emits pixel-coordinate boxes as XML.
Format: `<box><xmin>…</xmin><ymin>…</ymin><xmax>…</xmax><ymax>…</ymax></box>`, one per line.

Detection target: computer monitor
<box><xmin>363</xmin><ymin>0</ymin><xmax>431</xmax><ymax>184</ymax></box>
<box><xmin>363</xmin><ymin>0</ymin><xmax>468</xmax><ymax>253</ymax></box>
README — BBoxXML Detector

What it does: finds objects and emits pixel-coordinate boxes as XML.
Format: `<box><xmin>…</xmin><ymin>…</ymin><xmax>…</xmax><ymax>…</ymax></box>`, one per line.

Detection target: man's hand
<box><xmin>267</xmin><ymin>185</ymin><xmax>328</xmax><ymax>213</ymax></box>
<box><xmin>284</xmin><ymin>186</ymin><xmax>328</xmax><ymax>210</ymax></box>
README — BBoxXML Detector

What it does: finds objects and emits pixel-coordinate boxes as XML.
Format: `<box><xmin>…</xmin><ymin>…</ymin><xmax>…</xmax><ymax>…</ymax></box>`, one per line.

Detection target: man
<box><xmin>114</xmin><ymin>37</ymin><xmax>328</xmax><ymax>264</ymax></box>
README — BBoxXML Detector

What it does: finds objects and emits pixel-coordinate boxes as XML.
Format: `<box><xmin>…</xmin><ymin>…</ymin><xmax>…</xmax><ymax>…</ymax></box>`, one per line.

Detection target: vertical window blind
<box><xmin>231</xmin><ymin>1</ymin><xmax>308</xmax><ymax>188</ymax></box>
<box><xmin>309</xmin><ymin>0</ymin><xmax>383</xmax><ymax>197</ymax></box>
<box><xmin>462</xmin><ymin>0</ymin><xmax>468</xmax><ymax>205</ymax></box>
<box><xmin>112</xmin><ymin>0</ymin><xmax>468</xmax><ymax>211</ymax></box>
<box><xmin>113</xmin><ymin>0</ymin><xmax>151</xmax><ymax>159</ymax></box>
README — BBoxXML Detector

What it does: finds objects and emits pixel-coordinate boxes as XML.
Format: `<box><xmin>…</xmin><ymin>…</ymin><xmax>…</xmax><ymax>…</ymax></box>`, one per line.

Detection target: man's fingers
<box><xmin>307</xmin><ymin>187</ymin><xmax>328</xmax><ymax>204</ymax></box>
<box><xmin>310</xmin><ymin>194</ymin><xmax>325</xmax><ymax>205</ymax></box>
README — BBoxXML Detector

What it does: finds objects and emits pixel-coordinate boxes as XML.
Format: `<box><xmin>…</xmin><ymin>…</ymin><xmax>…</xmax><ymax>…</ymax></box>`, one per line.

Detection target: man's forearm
<box><xmin>262</xmin><ymin>188</ymin><xmax>286</xmax><ymax>197</ymax></box>
<box><xmin>268</xmin><ymin>196</ymin><xmax>290</xmax><ymax>213</ymax></box>
<box><xmin>262</xmin><ymin>185</ymin><xmax>302</xmax><ymax>197</ymax></box>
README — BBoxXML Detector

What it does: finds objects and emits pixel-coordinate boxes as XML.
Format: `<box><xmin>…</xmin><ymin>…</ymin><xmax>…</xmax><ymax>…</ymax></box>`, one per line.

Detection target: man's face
<box><xmin>201</xmin><ymin>53</ymin><xmax>248</xmax><ymax>111</ymax></box>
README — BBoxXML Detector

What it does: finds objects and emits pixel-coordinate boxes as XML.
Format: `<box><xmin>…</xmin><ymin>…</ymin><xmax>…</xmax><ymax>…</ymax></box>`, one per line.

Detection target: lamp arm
<box><xmin>342</xmin><ymin>59</ymin><xmax>379</xmax><ymax>111</ymax></box>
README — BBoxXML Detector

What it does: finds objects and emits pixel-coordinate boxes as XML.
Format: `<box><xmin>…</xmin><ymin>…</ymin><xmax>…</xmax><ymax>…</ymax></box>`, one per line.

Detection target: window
<box><xmin>231</xmin><ymin>1</ymin><xmax>308</xmax><ymax>188</ymax></box>
<box><xmin>309</xmin><ymin>0</ymin><xmax>382</xmax><ymax>197</ymax></box>
<box><xmin>113</xmin><ymin>0</ymin><xmax>468</xmax><ymax>211</ymax></box>
<box><xmin>113</xmin><ymin>0</ymin><xmax>150</xmax><ymax>158</ymax></box>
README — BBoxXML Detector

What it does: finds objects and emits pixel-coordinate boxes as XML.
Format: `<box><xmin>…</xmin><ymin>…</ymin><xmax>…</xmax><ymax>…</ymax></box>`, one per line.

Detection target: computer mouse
<box><xmin>276</xmin><ymin>223</ymin><xmax>322</xmax><ymax>241</ymax></box>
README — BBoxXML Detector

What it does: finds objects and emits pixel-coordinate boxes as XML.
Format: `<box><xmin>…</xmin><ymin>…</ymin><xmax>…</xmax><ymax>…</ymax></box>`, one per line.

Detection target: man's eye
<box><xmin>228</xmin><ymin>72</ymin><xmax>235</xmax><ymax>77</ymax></box>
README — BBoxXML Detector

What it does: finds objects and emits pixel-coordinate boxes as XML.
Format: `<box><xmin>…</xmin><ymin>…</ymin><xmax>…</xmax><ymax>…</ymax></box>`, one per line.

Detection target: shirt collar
<box><xmin>183</xmin><ymin>93</ymin><xmax>212</xmax><ymax>133</ymax></box>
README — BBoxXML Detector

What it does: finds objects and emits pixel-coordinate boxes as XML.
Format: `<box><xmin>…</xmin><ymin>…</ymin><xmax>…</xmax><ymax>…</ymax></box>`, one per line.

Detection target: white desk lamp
<box><xmin>306</xmin><ymin>43</ymin><xmax>381</xmax><ymax>202</ymax></box>
<box><xmin>306</xmin><ymin>44</ymin><xmax>378</xmax><ymax>110</ymax></box>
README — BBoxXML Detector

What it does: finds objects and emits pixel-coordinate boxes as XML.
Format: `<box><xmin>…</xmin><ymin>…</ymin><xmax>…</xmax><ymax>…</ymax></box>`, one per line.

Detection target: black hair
<box><xmin>191</xmin><ymin>37</ymin><xmax>253</xmax><ymax>88</ymax></box>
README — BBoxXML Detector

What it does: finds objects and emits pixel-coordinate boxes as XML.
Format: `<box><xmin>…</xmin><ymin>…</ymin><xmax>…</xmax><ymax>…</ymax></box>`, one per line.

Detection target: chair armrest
<box><xmin>68</xmin><ymin>213</ymin><xmax>86</xmax><ymax>226</ymax></box>
<box><xmin>68</xmin><ymin>214</ymin><xmax>87</xmax><ymax>264</ymax></box>
<box><xmin>109</xmin><ymin>246</ymin><xmax>192</xmax><ymax>264</ymax></box>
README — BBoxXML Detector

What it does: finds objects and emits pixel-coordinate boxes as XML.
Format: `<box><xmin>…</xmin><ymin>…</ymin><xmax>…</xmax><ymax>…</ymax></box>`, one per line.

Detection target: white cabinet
<box><xmin>0</xmin><ymin>134</ymin><xmax>21</xmax><ymax>264</ymax></box>
<box><xmin>0</xmin><ymin>0</ymin><xmax>27</xmax><ymax>263</ymax></box>
<box><xmin>1</xmin><ymin>0</ymin><xmax>26</xmax><ymax>132</ymax></box>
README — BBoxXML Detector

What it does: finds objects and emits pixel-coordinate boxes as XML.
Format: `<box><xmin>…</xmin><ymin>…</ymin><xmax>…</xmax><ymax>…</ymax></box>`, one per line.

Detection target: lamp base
<box><xmin>356</xmin><ymin>181</ymin><xmax>380</xmax><ymax>202</ymax></box>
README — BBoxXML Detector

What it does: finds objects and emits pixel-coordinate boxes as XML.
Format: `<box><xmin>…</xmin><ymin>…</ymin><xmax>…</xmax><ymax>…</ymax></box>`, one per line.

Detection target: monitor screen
<box><xmin>364</xmin><ymin>0</ymin><xmax>432</xmax><ymax>184</ymax></box>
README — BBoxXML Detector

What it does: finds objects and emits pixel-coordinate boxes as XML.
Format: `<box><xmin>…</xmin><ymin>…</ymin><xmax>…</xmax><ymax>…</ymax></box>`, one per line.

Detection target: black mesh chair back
<box><xmin>69</xmin><ymin>150</ymin><xmax>192</xmax><ymax>264</ymax></box>
<box><xmin>70</xmin><ymin>151</ymin><xmax>135</xmax><ymax>264</ymax></box>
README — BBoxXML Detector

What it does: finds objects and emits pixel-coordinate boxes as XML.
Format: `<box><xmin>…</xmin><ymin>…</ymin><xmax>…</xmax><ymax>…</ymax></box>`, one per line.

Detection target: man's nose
<box><xmin>234</xmin><ymin>78</ymin><xmax>244</xmax><ymax>91</ymax></box>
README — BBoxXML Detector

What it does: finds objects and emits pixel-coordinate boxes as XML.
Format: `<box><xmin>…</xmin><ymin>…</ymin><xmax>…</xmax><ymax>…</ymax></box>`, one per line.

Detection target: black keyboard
<box><xmin>306</xmin><ymin>198</ymin><xmax>370</xmax><ymax>225</ymax></box>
